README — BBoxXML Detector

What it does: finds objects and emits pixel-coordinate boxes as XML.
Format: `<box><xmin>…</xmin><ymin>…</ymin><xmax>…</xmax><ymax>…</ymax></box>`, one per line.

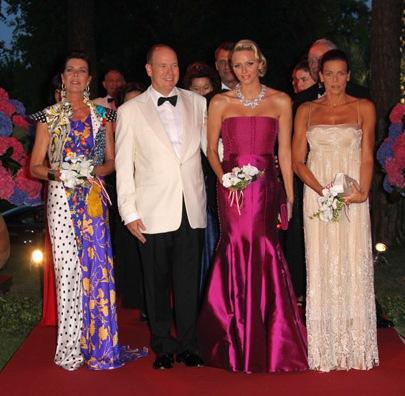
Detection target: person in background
<box><xmin>214</xmin><ymin>41</ymin><xmax>237</xmax><ymax>91</ymax></box>
<box><xmin>113</xmin><ymin>81</ymin><xmax>147</xmax><ymax>317</ymax></box>
<box><xmin>93</xmin><ymin>69</ymin><xmax>126</xmax><ymax>110</ymax></box>
<box><xmin>49</xmin><ymin>74</ymin><xmax>62</xmax><ymax>104</ymax></box>
<box><xmin>292</xmin><ymin>59</ymin><xmax>315</xmax><ymax>94</ymax></box>
<box><xmin>183</xmin><ymin>62</ymin><xmax>220</xmax><ymax>296</ymax></box>
<box><xmin>29</xmin><ymin>51</ymin><xmax>146</xmax><ymax>370</ymax></box>
<box><xmin>292</xmin><ymin>49</ymin><xmax>378</xmax><ymax>371</ymax></box>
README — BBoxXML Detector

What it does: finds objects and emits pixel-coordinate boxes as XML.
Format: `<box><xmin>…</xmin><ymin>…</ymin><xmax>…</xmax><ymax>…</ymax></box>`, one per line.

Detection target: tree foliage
<box><xmin>1</xmin><ymin>0</ymin><xmax>371</xmax><ymax>112</ymax></box>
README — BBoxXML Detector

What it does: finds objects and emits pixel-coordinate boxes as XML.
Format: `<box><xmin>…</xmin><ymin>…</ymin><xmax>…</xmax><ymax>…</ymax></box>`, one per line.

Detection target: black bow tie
<box><xmin>107</xmin><ymin>97</ymin><xmax>115</xmax><ymax>103</ymax></box>
<box><xmin>157</xmin><ymin>95</ymin><xmax>177</xmax><ymax>107</ymax></box>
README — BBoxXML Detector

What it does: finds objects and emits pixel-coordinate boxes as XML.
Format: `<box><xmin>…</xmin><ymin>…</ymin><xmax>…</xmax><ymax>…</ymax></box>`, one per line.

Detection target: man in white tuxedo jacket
<box><xmin>115</xmin><ymin>44</ymin><xmax>207</xmax><ymax>370</ymax></box>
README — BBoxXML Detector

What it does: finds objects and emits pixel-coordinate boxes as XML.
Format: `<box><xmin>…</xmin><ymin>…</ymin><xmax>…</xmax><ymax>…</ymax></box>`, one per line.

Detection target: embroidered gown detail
<box><xmin>198</xmin><ymin>116</ymin><xmax>308</xmax><ymax>373</ymax></box>
<box><xmin>303</xmin><ymin>123</ymin><xmax>379</xmax><ymax>371</ymax></box>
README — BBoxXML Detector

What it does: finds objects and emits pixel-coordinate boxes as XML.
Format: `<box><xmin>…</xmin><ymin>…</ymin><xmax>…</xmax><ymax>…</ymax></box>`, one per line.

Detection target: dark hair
<box><xmin>146</xmin><ymin>44</ymin><xmax>176</xmax><ymax>64</ymax></box>
<box><xmin>103</xmin><ymin>69</ymin><xmax>124</xmax><ymax>81</ymax></box>
<box><xmin>63</xmin><ymin>51</ymin><xmax>92</xmax><ymax>75</ymax></box>
<box><xmin>215</xmin><ymin>41</ymin><xmax>235</xmax><ymax>60</ymax></box>
<box><xmin>293</xmin><ymin>59</ymin><xmax>310</xmax><ymax>73</ymax></box>
<box><xmin>49</xmin><ymin>74</ymin><xmax>62</xmax><ymax>104</ymax></box>
<box><xmin>116</xmin><ymin>81</ymin><xmax>146</xmax><ymax>106</ymax></box>
<box><xmin>182</xmin><ymin>62</ymin><xmax>221</xmax><ymax>94</ymax></box>
<box><xmin>320</xmin><ymin>49</ymin><xmax>350</xmax><ymax>72</ymax></box>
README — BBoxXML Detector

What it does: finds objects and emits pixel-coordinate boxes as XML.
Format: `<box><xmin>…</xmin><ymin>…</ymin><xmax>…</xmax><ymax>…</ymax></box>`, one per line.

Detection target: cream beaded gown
<box><xmin>303</xmin><ymin>104</ymin><xmax>379</xmax><ymax>372</ymax></box>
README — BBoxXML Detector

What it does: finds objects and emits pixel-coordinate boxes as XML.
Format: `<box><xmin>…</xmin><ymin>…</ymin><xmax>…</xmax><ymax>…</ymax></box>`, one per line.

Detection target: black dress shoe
<box><xmin>153</xmin><ymin>353</ymin><xmax>174</xmax><ymax>370</ymax></box>
<box><xmin>176</xmin><ymin>351</ymin><xmax>204</xmax><ymax>367</ymax></box>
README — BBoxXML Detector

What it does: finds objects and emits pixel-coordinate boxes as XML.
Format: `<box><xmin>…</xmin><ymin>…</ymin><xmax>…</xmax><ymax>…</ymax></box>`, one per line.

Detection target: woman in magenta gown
<box><xmin>198</xmin><ymin>40</ymin><xmax>308</xmax><ymax>373</ymax></box>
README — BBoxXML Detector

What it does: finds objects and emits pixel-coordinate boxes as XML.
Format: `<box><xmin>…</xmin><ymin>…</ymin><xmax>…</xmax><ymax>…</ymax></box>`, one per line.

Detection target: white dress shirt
<box><xmin>149</xmin><ymin>86</ymin><xmax>183</xmax><ymax>157</ymax></box>
<box><xmin>93</xmin><ymin>95</ymin><xmax>116</xmax><ymax>110</ymax></box>
<box><xmin>123</xmin><ymin>86</ymin><xmax>183</xmax><ymax>225</ymax></box>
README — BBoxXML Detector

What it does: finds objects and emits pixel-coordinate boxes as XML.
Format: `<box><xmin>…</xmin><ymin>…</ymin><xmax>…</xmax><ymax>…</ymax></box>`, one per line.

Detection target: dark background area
<box><xmin>0</xmin><ymin>0</ymin><xmax>404</xmax><ymax>246</ymax></box>
<box><xmin>0</xmin><ymin>0</ymin><xmax>371</xmax><ymax>112</ymax></box>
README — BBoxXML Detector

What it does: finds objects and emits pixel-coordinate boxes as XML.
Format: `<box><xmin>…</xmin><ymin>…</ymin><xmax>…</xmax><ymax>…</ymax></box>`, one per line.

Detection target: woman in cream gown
<box><xmin>292</xmin><ymin>49</ymin><xmax>378</xmax><ymax>372</ymax></box>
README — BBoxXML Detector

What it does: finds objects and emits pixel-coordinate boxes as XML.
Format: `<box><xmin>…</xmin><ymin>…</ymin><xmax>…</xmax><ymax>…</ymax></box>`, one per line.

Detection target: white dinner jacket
<box><xmin>115</xmin><ymin>86</ymin><xmax>207</xmax><ymax>234</ymax></box>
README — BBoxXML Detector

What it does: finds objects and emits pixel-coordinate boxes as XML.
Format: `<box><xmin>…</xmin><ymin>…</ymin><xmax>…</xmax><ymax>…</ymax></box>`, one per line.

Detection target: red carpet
<box><xmin>1</xmin><ymin>308</ymin><xmax>405</xmax><ymax>396</ymax></box>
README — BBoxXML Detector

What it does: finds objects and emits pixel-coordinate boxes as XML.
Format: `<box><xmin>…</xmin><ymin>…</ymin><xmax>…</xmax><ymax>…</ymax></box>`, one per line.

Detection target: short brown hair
<box><xmin>214</xmin><ymin>41</ymin><xmax>235</xmax><ymax>60</ymax></box>
<box><xmin>146</xmin><ymin>44</ymin><xmax>176</xmax><ymax>64</ymax></box>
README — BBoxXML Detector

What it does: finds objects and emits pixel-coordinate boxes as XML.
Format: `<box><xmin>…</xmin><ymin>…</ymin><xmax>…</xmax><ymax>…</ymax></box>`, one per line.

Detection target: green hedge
<box><xmin>0</xmin><ymin>294</ymin><xmax>41</xmax><ymax>369</ymax></box>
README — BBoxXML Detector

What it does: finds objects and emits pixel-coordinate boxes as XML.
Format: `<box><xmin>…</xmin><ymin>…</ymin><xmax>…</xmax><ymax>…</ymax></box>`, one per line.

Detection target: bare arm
<box><xmin>30</xmin><ymin>122</ymin><xmax>57</xmax><ymax>181</ymax></box>
<box><xmin>343</xmin><ymin>100</ymin><xmax>375</xmax><ymax>204</ymax></box>
<box><xmin>207</xmin><ymin>94</ymin><xmax>226</xmax><ymax>181</ymax></box>
<box><xmin>94</xmin><ymin>121</ymin><xmax>115</xmax><ymax>177</ymax></box>
<box><xmin>277</xmin><ymin>94</ymin><xmax>294</xmax><ymax>204</ymax></box>
<box><xmin>292</xmin><ymin>103</ymin><xmax>323</xmax><ymax>195</ymax></box>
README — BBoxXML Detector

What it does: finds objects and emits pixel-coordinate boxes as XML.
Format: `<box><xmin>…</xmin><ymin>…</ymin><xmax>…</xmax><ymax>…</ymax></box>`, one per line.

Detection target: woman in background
<box><xmin>183</xmin><ymin>63</ymin><xmax>220</xmax><ymax>295</ymax></box>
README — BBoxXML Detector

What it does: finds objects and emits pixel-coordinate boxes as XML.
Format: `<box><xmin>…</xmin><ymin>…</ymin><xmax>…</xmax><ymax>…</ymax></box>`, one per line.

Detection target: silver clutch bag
<box><xmin>332</xmin><ymin>173</ymin><xmax>359</xmax><ymax>196</ymax></box>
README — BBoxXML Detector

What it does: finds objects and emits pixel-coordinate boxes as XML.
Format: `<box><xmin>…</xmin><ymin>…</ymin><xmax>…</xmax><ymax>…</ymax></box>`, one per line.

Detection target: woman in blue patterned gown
<box><xmin>30</xmin><ymin>52</ymin><xmax>147</xmax><ymax>370</ymax></box>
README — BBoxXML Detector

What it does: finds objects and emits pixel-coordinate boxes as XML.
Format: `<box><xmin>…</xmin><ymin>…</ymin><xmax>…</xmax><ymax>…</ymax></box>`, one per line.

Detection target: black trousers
<box><xmin>138</xmin><ymin>204</ymin><xmax>204</xmax><ymax>355</ymax></box>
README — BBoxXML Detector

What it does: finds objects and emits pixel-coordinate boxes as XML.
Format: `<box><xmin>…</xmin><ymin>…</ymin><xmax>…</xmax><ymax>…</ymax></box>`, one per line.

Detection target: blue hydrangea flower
<box><xmin>376</xmin><ymin>137</ymin><xmax>394</xmax><ymax>167</ymax></box>
<box><xmin>0</xmin><ymin>111</ymin><xmax>12</xmax><ymax>136</ymax></box>
<box><xmin>9</xmin><ymin>188</ymin><xmax>27</xmax><ymax>206</ymax></box>
<box><xmin>388</xmin><ymin>123</ymin><xmax>402</xmax><ymax>139</ymax></box>
<box><xmin>10</xmin><ymin>99</ymin><xmax>26</xmax><ymax>115</ymax></box>
<box><xmin>383</xmin><ymin>176</ymin><xmax>393</xmax><ymax>194</ymax></box>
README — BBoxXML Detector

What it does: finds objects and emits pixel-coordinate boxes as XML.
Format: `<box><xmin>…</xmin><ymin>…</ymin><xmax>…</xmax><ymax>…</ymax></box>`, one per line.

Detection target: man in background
<box><xmin>214</xmin><ymin>41</ymin><xmax>237</xmax><ymax>91</ymax></box>
<box><xmin>93</xmin><ymin>69</ymin><xmax>125</xmax><ymax>110</ymax></box>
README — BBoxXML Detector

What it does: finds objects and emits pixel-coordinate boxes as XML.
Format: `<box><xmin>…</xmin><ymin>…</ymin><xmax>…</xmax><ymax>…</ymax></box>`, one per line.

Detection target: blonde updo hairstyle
<box><xmin>232</xmin><ymin>39</ymin><xmax>267</xmax><ymax>77</ymax></box>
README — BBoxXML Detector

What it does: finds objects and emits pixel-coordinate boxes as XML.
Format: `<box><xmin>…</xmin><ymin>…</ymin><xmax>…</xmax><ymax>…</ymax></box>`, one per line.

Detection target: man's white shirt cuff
<box><xmin>124</xmin><ymin>213</ymin><xmax>140</xmax><ymax>225</ymax></box>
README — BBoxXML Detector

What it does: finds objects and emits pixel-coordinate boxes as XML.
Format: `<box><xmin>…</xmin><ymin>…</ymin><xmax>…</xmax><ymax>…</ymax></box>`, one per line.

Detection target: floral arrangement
<box><xmin>60</xmin><ymin>153</ymin><xmax>94</xmax><ymax>189</ymax></box>
<box><xmin>0</xmin><ymin>87</ymin><xmax>42</xmax><ymax>207</ymax></box>
<box><xmin>222</xmin><ymin>164</ymin><xmax>264</xmax><ymax>190</ymax></box>
<box><xmin>310</xmin><ymin>173</ymin><xmax>355</xmax><ymax>223</ymax></box>
<box><xmin>222</xmin><ymin>164</ymin><xmax>264</xmax><ymax>214</ymax></box>
<box><xmin>310</xmin><ymin>188</ymin><xmax>346</xmax><ymax>222</ymax></box>
<box><xmin>376</xmin><ymin>103</ymin><xmax>405</xmax><ymax>196</ymax></box>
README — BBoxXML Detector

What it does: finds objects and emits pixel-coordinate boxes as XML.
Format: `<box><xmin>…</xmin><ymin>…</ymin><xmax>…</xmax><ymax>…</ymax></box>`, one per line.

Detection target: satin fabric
<box><xmin>198</xmin><ymin>116</ymin><xmax>308</xmax><ymax>373</ymax></box>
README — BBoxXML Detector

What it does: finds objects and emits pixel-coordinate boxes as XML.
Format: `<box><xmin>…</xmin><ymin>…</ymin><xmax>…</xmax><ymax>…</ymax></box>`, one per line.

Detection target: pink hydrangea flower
<box><xmin>0</xmin><ymin>164</ymin><xmax>14</xmax><ymax>199</ymax></box>
<box><xmin>12</xmin><ymin>114</ymin><xmax>29</xmax><ymax>129</ymax></box>
<box><xmin>389</xmin><ymin>103</ymin><xmax>405</xmax><ymax>124</ymax></box>
<box><xmin>0</xmin><ymin>88</ymin><xmax>9</xmax><ymax>101</ymax></box>
<box><xmin>15</xmin><ymin>167</ymin><xmax>42</xmax><ymax>199</ymax></box>
<box><xmin>0</xmin><ymin>99</ymin><xmax>16</xmax><ymax>117</ymax></box>
<box><xmin>392</xmin><ymin>133</ymin><xmax>405</xmax><ymax>166</ymax></box>
<box><xmin>385</xmin><ymin>157</ymin><xmax>405</xmax><ymax>188</ymax></box>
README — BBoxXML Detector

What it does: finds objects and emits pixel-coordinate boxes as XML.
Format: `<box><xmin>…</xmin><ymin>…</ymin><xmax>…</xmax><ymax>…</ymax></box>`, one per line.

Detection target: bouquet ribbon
<box><xmin>228</xmin><ymin>190</ymin><xmax>244</xmax><ymax>215</ymax></box>
<box><xmin>89</xmin><ymin>176</ymin><xmax>112</xmax><ymax>206</ymax></box>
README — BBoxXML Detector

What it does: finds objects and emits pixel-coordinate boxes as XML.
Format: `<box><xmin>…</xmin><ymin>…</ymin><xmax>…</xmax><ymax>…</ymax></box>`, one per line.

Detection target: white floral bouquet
<box><xmin>310</xmin><ymin>173</ymin><xmax>358</xmax><ymax>223</ymax></box>
<box><xmin>222</xmin><ymin>164</ymin><xmax>265</xmax><ymax>214</ymax></box>
<box><xmin>222</xmin><ymin>164</ymin><xmax>265</xmax><ymax>190</ymax></box>
<box><xmin>60</xmin><ymin>154</ymin><xmax>94</xmax><ymax>189</ymax></box>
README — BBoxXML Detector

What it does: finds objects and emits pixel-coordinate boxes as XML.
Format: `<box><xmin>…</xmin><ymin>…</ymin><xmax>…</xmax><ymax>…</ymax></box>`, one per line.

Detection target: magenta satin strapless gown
<box><xmin>198</xmin><ymin>116</ymin><xmax>308</xmax><ymax>373</ymax></box>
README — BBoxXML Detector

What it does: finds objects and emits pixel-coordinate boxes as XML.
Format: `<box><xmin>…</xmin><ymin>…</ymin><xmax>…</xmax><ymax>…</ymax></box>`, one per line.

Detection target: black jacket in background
<box><xmin>293</xmin><ymin>81</ymin><xmax>371</xmax><ymax>113</ymax></box>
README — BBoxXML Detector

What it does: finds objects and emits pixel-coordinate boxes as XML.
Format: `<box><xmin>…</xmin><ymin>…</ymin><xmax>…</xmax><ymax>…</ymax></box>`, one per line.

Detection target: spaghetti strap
<box><xmin>307</xmin><ymin>102</ymin><xmax>313</xmax><ymax>128</ymax></box>
<box><xmin>356</xmin><ymin>100</ymin><xmax>360</xmax><ymax>126</ymax></box>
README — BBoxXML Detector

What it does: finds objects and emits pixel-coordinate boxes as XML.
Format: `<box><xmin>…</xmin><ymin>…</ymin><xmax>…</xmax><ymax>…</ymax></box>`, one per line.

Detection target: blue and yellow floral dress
<box><xmin>43</xmin><ymin>104</ymin><xmax>147</xmax><ymax>370</ymax></box>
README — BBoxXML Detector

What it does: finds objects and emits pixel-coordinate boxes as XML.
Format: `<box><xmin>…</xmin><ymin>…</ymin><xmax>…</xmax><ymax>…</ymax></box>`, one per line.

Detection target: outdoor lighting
<box><xmin>374</xmin><ymin>242</ymin><xmax>388</xmax><ymax>265</ymax></box>
<box><xmin>375</xmin><ymin>242</ymin><xmax>388</xmax><ymax>253</ymax></box>
<box><xmin>31</xmin><ymin>249</ymin><xmax>44</xmax><ymax>266</ymax></box>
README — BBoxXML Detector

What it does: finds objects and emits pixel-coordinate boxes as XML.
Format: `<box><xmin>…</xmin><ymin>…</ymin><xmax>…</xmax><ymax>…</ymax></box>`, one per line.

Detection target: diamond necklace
<box><xmin>235</xmin><ymin>83</ymin><xmax>267</xmax><ymax>109</ymax></box>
